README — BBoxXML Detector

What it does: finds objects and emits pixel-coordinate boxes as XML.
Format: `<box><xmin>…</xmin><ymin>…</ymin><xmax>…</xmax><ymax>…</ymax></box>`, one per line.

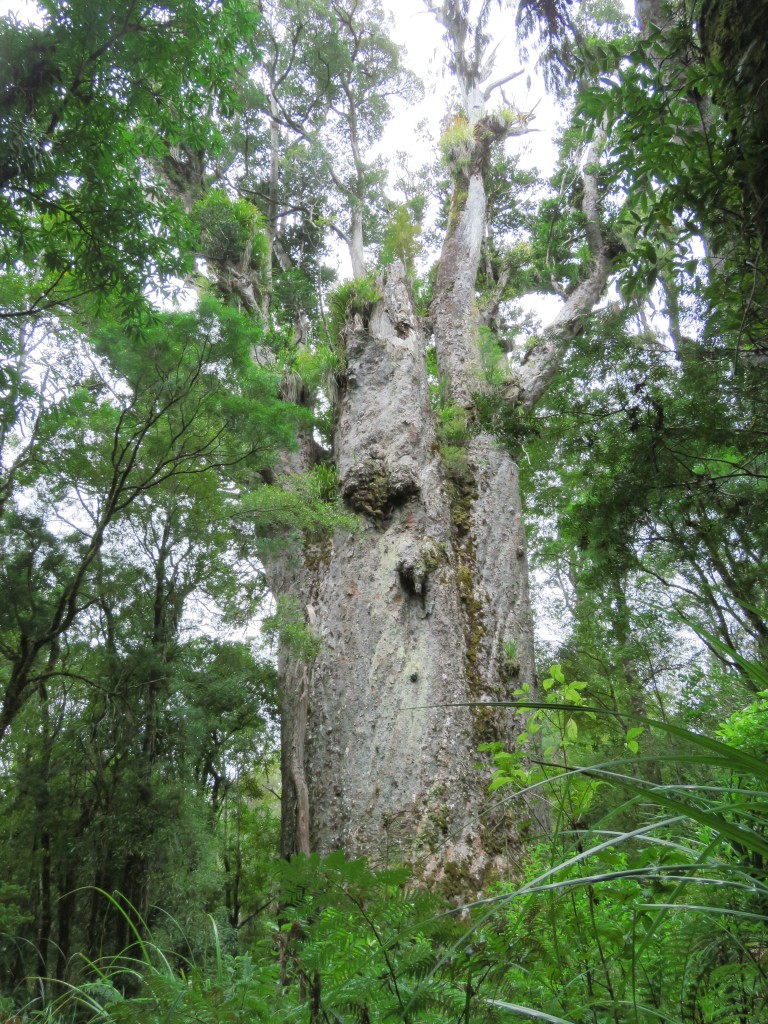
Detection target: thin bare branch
<box><xmin>483</xmin><ymin>67</ymin><xmax>524</xmax><ymax>99</ymax></box>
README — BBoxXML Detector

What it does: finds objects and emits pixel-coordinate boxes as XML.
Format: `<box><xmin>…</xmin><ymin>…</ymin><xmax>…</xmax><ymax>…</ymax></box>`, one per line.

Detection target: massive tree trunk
<box><xmin>275</xmin><ymin>262</ymin><xmax>536</xmax><ymax>888</ymax></box>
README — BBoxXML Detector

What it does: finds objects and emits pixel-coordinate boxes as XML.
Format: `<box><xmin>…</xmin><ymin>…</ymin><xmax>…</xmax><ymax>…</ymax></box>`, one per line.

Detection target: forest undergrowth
<box><xmin>3</xmin><ymin>656</ymin><xmax>766</xmax><ymax>1024</ymax></box>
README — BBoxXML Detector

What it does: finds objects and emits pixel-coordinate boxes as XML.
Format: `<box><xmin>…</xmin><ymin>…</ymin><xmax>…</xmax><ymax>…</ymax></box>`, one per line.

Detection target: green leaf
<box><xmin>488</xmin><ymin>1000</ymin><xmax>578</xmax><ymax>1024</ymax></box>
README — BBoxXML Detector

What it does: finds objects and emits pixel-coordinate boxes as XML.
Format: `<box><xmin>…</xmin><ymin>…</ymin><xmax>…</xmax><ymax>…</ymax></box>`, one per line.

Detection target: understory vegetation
<box><xmin>1</xmin><ymin>0</ymin><xmax>767</xmax><ymax>1021</ymax></box>
<box><xmin>3</xmin><ymin>688</ymin><xmax>766</xmax><ymax>1024</ymax></box>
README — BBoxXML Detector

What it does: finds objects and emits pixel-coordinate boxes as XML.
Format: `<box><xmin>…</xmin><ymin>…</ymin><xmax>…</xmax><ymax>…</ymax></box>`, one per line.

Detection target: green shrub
<box><xmin>439</xmin><ymin>114</ymin><xmax>474</xmax><ymax>172</ymax></box>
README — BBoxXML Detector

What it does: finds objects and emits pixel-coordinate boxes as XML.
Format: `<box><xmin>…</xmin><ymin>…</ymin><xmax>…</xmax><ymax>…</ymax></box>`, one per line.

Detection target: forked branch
<box><xmin>510</xmin><ymin>127</ymin><xmax>615</xmax><ymax>411</ymax></box>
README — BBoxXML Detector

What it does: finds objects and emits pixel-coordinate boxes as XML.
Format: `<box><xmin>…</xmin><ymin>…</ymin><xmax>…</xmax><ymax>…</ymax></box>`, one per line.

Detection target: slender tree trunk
<box><xmin>349</xmin><ymin>207</ymin><xmax>367</xmax><ymax>280</ymax></box>
<box><xmin>55</xmin><ymin>864</ymin><xmax>77</xmax><ymax>981</ymax></box>
<box><xmin>432</xmin><ymin>167</ymin><xmax>487</xmax><ymax>408</ymax></box>
<box><xmin>35</xmin><ymin>685</ymin><xmax>53</xmax><ymax>995</ymax></box>
<box><xmin>37</xmin><ymin>829</ymin><xmax>52</xmax><ymax>994</ymax></box>
<box><xmin>264</xmin><ymin>89</ymin><xmax>281</xmax><ymax>315</ymax></box>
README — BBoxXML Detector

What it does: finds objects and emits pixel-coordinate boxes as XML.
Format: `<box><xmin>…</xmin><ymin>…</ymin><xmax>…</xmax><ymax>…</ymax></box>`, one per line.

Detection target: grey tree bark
<box><xmin>634</xmin><ymin>0</ymin><xmax>675</xmax><ymax>35</ymax></box>
<box><xmin>275</xmin><ymin>263</ymin><xmax>537</xmax><ymax>890</ymax></box>
<box><xmin>154</xmin><ymin>0</ymin><xmax>614</xmax><ymax>890</ymax></box>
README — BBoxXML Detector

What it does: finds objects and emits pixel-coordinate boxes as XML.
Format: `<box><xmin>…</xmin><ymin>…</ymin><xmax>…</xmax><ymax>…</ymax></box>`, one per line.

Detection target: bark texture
<box><xmin>275</xmin><ymin>264</ymin><xmax>537</xmax><ymax>890</ymax></box>
<box><xmin>635</xmin><ymin>0</ymin><xmax>674</xmax><ymax>35</ymax></box>
<box><xmin>432</xmin><ymin>169</ymin><xmax>487</xmax><ymax>408</ymax></box>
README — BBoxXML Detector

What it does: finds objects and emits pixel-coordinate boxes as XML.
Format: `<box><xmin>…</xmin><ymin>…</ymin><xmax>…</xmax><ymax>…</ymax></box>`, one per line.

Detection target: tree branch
<box><xmin>483</xmin><ymin>67</ymin><xmax>524</xmax><ymax>100</ymax></box>
<box><xmin>510</xmin><ymin>128</ymin><xmax>615</xmax><ymax>411</ymax></box>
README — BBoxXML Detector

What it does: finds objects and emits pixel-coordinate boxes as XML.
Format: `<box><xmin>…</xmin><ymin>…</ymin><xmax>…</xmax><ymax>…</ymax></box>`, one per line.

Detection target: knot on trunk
<box><xmin>396</xmin><ymin>539</ymin><xmax>442</xmax><ymax>600</ymax></box>
<box><xmin>341</xmin><ymin>458</ymin><xmax>418</xmax><ymax>520</ymax></box>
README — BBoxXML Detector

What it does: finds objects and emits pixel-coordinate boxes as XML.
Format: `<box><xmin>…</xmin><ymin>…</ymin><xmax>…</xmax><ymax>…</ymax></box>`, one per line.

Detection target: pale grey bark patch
<box><xmin>291</xmin><ymin>667</ymin><xmax>311</xmax><ymax>855</ymax></box>
<box><xmin>468</xmin><ymin>436</ymin><xmax>536</xmax><ymax>694</ymax></box>
<box><xmin>635</xmin><ymin>0</ymin><xmax>674</xmax><ymax>34</ymax></box>
<box><xmin>335</xmin><ymin>264</ymin><xmax>434</xmax><ymax>516</ymax></box>
<box><xmin>349</xmin><ymin>209</ymin><xmax>367</xmax><ymax>280</ymax></box>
